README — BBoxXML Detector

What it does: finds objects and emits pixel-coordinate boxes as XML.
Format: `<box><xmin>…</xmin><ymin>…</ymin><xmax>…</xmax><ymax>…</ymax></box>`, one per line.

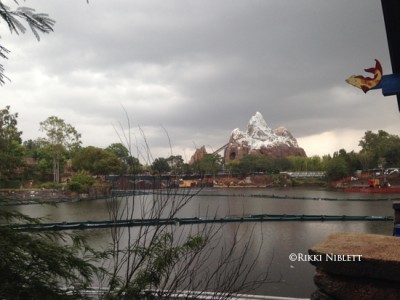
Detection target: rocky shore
<box><xmin>0</xmin><ymin>189</ymin><xmax>70</xmax><ymax>201</ymax></box>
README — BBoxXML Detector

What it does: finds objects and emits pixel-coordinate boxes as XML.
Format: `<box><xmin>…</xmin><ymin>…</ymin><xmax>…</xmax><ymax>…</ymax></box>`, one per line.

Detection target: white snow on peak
<box><xmin>274</xmin><ymin>126</ymin><xmax>299</xmax><ymax>147</ymax></box>
<box><xmin>247</xmin><ymin>111</ymin><xmax>274</xmax><ymax>141</ymax></box>
<box><xmin>248</xmin><ymin>112</ymin><xmax>269</xmax><ymax>130</ymax></box>
<box><xmin>230</xmin><ymin>112</ymin><xmax>299</xmax><ymax>149</ymax></box>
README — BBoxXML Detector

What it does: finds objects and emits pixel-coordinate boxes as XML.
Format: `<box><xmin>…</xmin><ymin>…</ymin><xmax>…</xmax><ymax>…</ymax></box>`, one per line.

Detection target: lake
<box><xmin>7</xmin><ymin>187</ymin><xmax>397</xmax><ymax>298</ymax></box>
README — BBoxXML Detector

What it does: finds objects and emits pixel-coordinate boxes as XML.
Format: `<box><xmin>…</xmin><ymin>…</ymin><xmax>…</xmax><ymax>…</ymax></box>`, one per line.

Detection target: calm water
<box><xmin>7</xmin><ymin>187</ymin><xmax>396</xmax><ymax>298</ymax></box>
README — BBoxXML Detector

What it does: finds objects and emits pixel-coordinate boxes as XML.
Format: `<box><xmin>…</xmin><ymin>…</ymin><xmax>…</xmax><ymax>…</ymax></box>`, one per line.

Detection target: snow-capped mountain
<box><xmin>230</xmin><ymin>112</ymin><xmax>299</xmax><ymax>149</ymax></box>
<box><xmin>225</xmin><ymin>112</ymin><xmax>306</xmax><ymax>161</ymax></box>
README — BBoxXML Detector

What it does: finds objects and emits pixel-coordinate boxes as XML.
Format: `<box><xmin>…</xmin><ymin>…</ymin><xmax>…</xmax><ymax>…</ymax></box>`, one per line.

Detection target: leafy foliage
<box><xmin>166</xmin><ymin>155</ymin><xmax>184</xmax><ymax>176</ymax></box>
<box><xmin>39</xmin><ymin>116</ymin><xmax>81</xmax><ymax>183</ymax></box>
<box><xmin>73</xmin><ymin>146</ymin><xmax>122</xmax><ymax>175</ymax></box>
<box><xmin>235</xmin><ymin>155</ymin><xmax>273</xmax><ymax>176</ymax></box>
<box><xmin>39</xmin><ymin>116</ymin><xmax>81</xmax><ymax>151</ymax></box>
<box><xmin>68</xmin><ymin>170</ymin><xmax>95</xmax><ymax>193</ymax></box>
<box><xmin>101</xmin><ymin>181</ymin><xmax>271</xmax><ymax>299</ymax></box>
<box><xmin>105</xmin><ymin>233</ymin><xmax>206</xmax><ymax>300</ymax></box>
<box><xmin>359</xmin><ymin>130</ymin><xmax>400</xmax><ymax>168</ymax></box>
<box><xmin>106</xmin><ymin>143</ymin><xmax>130</xmax><ymax>162</ymax></box>
<box><xmin>192</xmin><ymin>153</ymin><xmax>222</xmax><ymax>176</ymax></box>
<box><xmin>225</xmin><ymin>155</ymin><xmax>312</xmax><ymax>177</ymax></box>
<box><xmin>0</xmin><ymin>209</ymin><xmax>102</xmax><ymax>300</ymax></box>
<box><xmin>0</xmin><ymin>106</ymin><xmax>24</xmax><ymax>180</ymax></box>
<box><xmin>0</xmin><ymin>0</ymin><xmax>55</xmax><ymax>85</ymax></box>
<box><xmin>324</xmin><ymin>156</ymin><xmax>349</xmax><ymax>180</ymax></box>
<box><xmin>151</xmin><ymin>157</ymin><xmax>171</xmax><ymax>175</ymax></box>
<box><xmin>106</xmin><ymin>143</ymin><xmax>142</xmax><ymax>174</ymax></box>
<box><xmin>22</xmin><ymin>138</ymin><xmax>56</xmax><ymax>181</ymax></box>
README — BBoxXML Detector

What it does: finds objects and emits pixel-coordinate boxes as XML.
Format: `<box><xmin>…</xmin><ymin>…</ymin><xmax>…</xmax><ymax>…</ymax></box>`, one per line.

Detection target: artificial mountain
<box><xmin>223</xmin><ymin>112</ymin><xmax>306</xmax><ymax>162</ymax></box>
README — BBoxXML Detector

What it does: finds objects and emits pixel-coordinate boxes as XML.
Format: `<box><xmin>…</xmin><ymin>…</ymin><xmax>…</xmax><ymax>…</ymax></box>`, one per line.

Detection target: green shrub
<box><xmin>68</xmin><ymin>171</ymin><xmax>94</xmax><ymax>194</ymax></box>
<box><xmin>0</xmin><ymin>180</ymin><xmax>21</xmax><ymax>189</ymax></box>
<box><xmin>0</xmin><ymin>209</ymin><xmax>100</xmax><ymax>299</ymax></box>
<box><xmin>40</xmin><ymin>182</ymin><xmax>63</xmax><ymax>190</ymax></box>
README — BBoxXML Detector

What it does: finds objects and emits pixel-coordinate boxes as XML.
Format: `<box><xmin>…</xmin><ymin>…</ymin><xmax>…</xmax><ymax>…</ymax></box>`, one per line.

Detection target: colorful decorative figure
<box><xmin>345</xmin><ymin>59</ymin><xmax>383</xmax><ymax>93</ymax></box>
<box><xmin>346</xmin><ymin>59</ymin><xmax>400</xmax><ymax>100</ymax></box>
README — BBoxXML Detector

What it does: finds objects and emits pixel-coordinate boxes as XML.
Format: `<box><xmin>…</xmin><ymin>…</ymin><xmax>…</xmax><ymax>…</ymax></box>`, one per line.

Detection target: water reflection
<box><xmin>5</xmin><ymin>187</ymin><xmax>395</xmax><ymax>298</ymax></box>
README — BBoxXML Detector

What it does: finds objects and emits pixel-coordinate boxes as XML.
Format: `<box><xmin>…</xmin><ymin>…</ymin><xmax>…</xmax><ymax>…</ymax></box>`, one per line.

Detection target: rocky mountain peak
<box><xmin>246</xmin><ymin>111</ymin><xmax>274</xmax><ymax>141</ymax></box>
<box><xmin>230</xmin><ymin>112</ymin><xmax>298</xmax><ymax>148</ymax></box>
<box><xmin>225</xmin><ymin>112</ymin><xmax>306</xmax><ymax>161</ymax></box>
<box><xmin>273</xmin><ymin>126</ymin><xmax>299</xmax><ymax>148</ymax></box>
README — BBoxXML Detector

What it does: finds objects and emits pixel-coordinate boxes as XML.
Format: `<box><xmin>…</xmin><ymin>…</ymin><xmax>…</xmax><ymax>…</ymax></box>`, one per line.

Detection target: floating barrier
<box><xmin>0</xmin><ymin>198</ymin><xmax>79</xmax><ymax>206</ymax></box>
<box><xmin>120</xmin><ymin>191</ymin><xmax>400</xmax><ymax>202</ymax></box>
<box><xmin>67</xmin><ymin>287</ymin><xmax>308</xmax><ymax>300</ymax></box>
<box><xmin>6</xmin><ymin>214</ymin><xmax>393</xmax><ymax>232</ymax></box>
<box><xmin>3</xmin><ymin>189</ymin><xmax>400</xmax><ymax>207</ymax></box>
<box><xmin>105</xmin><ymin>190</ymin><xmax>400</xmax><ymax>202</ymax></box>
<box><xmin>248</xmin><ymin>194</ymin><xmax>400</xmax><ymax>202</ymax></box>
<box><xmin>344</xmin><ymin>187</ymin><xmax>400</xmax><ymax>193</ymax></box>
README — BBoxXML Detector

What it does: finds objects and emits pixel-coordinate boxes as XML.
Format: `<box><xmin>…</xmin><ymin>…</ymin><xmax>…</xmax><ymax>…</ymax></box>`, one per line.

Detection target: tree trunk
<box><xmin>53</xmin><ymin>154</ymin><xmax>60</xmax><ymax>184</ymax></box>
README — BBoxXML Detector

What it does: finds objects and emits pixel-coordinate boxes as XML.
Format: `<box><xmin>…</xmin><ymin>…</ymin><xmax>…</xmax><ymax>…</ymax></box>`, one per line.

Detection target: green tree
<box><xmin>125</xmin><ymin>155</ymin><xmax>142</xmax><ymax>174</ymax></box>
<box><xmin>106</xmin><ymin>143</ymin><xmax>129</xmax><ymax>161</ymax></box>
<box><xmin>22</xmin><ymin>138</ymin><xmax>56</xmax><ymax>182</ymax></box>
<box><xmin>166</xmin><ymin>155</ymin><xmax>184</xmax><ymax>176</ymax></box>
<box><xmin>68</xmin><ymin>170</ymin><xmax>95</xmax><ymax>193</ymax></box>
<box><xmin>270</xmin><ymin>157</ymin><xmax>292</xmax><ymax>173</ymax></box>
<box><xmin>289</xmin><ymin>156</ymin><xmax>311</xmax><ymax>172</ymax></box>
<box><xmin>39</xmin><ymin>116</ymin><xmax>81</xmax><ymax>183</ymax></box>
<box><xmin>194</xmin><ymin>154</ymin><xmax>222</xmax><ymax>176</ymax></box>
<box><xmin>106</xmin><ymin>143</ymin><xmax>142</xmax><ymax>174</ymax></box>
<box><xmin>359</xmin><ymin>130</ymin><xmax>390</xmax><ymax>153</ymax></box>
<box><xmin>225</xmin><ymin>160</ymin><xmax>241</xmax><ymax>176</ymax></box>
<box><xmin>235</xmin><ymin>154</ymin><xmax>272</xmax><ymax>176</ymax></box>
<box><xmin>23</xmin><ymin>139</ymin><xmax>40</xmax><ymax>160</ymax></box>
<box><xmin>324</xmin><ymin>156</ymin><xmax>349</xmax><ymax>181</ymax></box>
<box><xmin>358</xmin><ymin>130</ymin><xmax>400</xmax><ymax>168</ymax></box>
<box><xmin>382</xmin><ymin>143</ymin><xmax>400</xmax><ymax>166</ymax></box>
<box><xmin>333</xmin><ymin>149</ymin><xmax>362</xmax><ymax>175</ymax></box>
<box><xmin>308</xmin><ymin>155</ymin><xmax>324</xmax><ymax>171</ymax></box>
<box><xmin>73</xmin><ymin>146</ymin><xmax>122</xmax><ymax>175</ymax></box>
<box><xmin>151</xmin><ymin>157</ymin><xmax>171</xmax><ymax>175</ymax></box>
<box><xmin>236</xmin><ymin>155</ymin><xmax>256</xmax><ymax>177</ymax></box>
<box><xmin>253</xmin><ymin>155</ymin><xmax>271</xmax><ymax>173</ymax></box>
<box><xmin>288</xmin><ymin>156</ymin><xmax>325</xmax><ymax>172</ymax></box>
<box><xmin>358</xmin><ymin>151</ymin><xmax>374</xmax><ymax>171</ymax></box>
<box><xmin>0</xmin><ymin>1</ymin><xmax>55</xmax><ymax>85</ymax></box>
<box><xmin>182</xmin><ymin>162</ymin><xmax>192</xmax><ymax>175</ymax></box>
<box><xmin>0</xmin><ymin>106</ymin><xmax>24</xmax><ymax>182</ymax></box>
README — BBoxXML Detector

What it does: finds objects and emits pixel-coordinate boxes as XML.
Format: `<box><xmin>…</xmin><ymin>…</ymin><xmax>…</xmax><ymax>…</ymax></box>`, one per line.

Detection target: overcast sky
<box><xmin>1</xmin><ymin>0</ymin><xmax>398</xmax><ymax>163</ymax></box>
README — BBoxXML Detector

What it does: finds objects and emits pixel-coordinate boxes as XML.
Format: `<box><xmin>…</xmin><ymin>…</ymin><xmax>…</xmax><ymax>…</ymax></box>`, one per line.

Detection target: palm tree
<box><xmin>0</xmin><ymin>1</ymin><xmax>55</xmax><ymax>85</ymax></box>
